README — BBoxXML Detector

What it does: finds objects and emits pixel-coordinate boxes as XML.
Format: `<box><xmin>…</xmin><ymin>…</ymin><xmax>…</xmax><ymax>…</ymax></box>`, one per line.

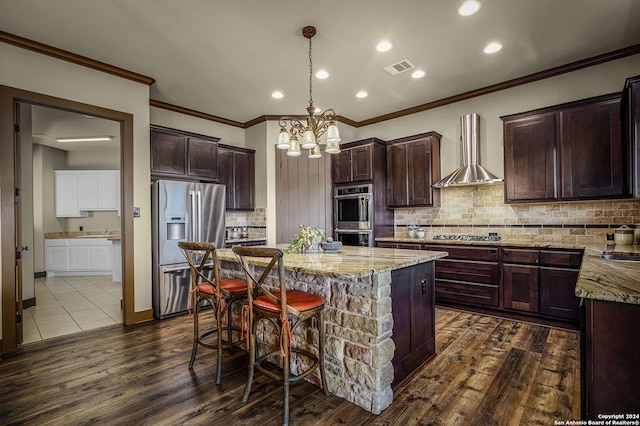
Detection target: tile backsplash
<box><xmin>225</xmin><ymin>208</ymin><xmax>267</xmax><ymax>239</ymax></box>
<box><xmin>394</xmin><ymin>184</ymin><xmax>640</xmax><ymax>245</ymax></box>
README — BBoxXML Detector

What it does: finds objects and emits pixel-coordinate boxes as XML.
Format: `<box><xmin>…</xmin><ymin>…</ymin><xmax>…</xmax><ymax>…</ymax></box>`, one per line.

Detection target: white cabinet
<box><xmin>55</xmin><ymin>170</ymin><xmax>120</xmax><ymax>217</ymax></box>
<box><xmin>55</xmin><ymin>172</ymin><xmax>88</xmax><ymax>218</ymax></box>
<box><xmin>45</xmin><ymin>238</ymin><xmax>113</xmax><ymax>276</ymax></box>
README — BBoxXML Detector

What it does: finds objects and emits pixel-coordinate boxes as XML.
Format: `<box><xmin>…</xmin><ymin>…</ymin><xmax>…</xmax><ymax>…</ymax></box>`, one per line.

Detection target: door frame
<box><xmin>0</xmin><ymin>84</ymin><xmax>135</xmax><ymax>353</ymax></box>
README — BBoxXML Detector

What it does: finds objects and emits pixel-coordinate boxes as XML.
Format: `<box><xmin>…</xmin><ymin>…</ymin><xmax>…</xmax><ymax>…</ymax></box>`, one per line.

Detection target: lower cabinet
<box><xmin>582</xmin><ymin>299</ymin><xmax>640</xmax><ymax>419</ymax></box>
<box><xmin>423</xmin><ymin>244</ymin><xmax>500</xmax><ymax>308</ymax></box>
<box><xmin>391</xmin><ymin>262</ymin><xmax>435</xmax><ymax>388</ymax></box>
<box><xmin>45</xmin><ymin>239</ymin><xmax>113</xmax><ymax>276</ymax></box>
<box><xmin>502</xmin><ymin>248</ymin><xmax>581</xmax><ymax>323</ymax></box>
<box><xmin>377</xmin><ymin>241</ymin><xmax>583</xmax><ymax>327</ymax></box>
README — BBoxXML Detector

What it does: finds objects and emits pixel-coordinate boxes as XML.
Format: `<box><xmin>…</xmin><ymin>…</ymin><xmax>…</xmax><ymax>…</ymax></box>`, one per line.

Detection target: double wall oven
<box><xmin>334</xmin><ymin>184</ymin><xmax>374</xmax><ymax>247</ymax></box>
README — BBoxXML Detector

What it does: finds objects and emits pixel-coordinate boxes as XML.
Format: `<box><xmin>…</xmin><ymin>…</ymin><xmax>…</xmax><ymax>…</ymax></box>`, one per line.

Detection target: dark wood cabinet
<box><xmin>501</xmin><ymin>93</ymin><xmax>629</xmax><ymax>203</ymax></box>
<box><xmin>623</xmin><ymin>74</ymin><xmax>640</xmax><ymax>197</ymax></box>
<box><xmin>332</xmin><ymin>143</ymin><xmax>373</xmax><ymax>184</ymax></box>
<box><xmin>501</xmin><ymin>247</ymin><xmax>581</xmax><ymax>323</ymax></box>
<box><xmin>377</xmin><ymin>241</ymin><xmax>582</xmax><ymax>327</ymax></box>
<box><xmin>560</xmin><ymin>98</ymin><xmax>623</xmax><ymax>199</ymax></box>
<box><xmin>391</xmin><ymin>262</ymin><xmax>435</xmax><ymax>388</ymax></box>
<box><xmin>151</xmin><ymin>126</ymin><xmax>220</xmax><ymax>180</ymax></box>
<box><xmin>386</xmin><ymin>132</ymin><xmax>441</xmax><ymax>208</ymax></box>
<box><xmin>583</xmin><ymin>299</ymin><xmax>640</xmax><ymax>419</ymax></box>
<box><xmin>423</xmin><ymin>244</ymin><xmax>500</xmax><ymax>308</ymax></box>
<box><xmin>503</xmin><ymin>112</ymin><xmax>557</xmax><ymax>201</ymax></box>
<box><xmin>218</xmin><ymin>145</ymin><xmax>255</xmax><ymax>211</ymax></box>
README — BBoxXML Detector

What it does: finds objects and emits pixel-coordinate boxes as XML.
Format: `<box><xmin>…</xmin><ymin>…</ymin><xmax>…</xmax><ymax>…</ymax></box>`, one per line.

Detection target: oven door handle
<box><xmin>334</xmin><ymin>193</ymin><xmax>373</xmax><ymax>200</ymax></box>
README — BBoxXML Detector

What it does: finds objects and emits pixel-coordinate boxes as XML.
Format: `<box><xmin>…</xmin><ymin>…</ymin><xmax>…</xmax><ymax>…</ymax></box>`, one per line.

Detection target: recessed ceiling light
<box><xmin>483</xmin><ymin>42</ymin><xmax>502</xmax><ymax>54</ymax></box>
<box><xmin>376</xmin><ymin>40</ymin><xmax>393</xmax><ymax>52</ymax></box>
<box><xmin>56</xmin><ymin>136</ymin><xmax>114</xmax><ymax>143</ymax></box>
<box><xmin>315</xmin><ymin>70</ymin><xmax>329</xmax><ymax>79</ymax></box>
<box><xmin>411</xmin><ymin>70</ymin><xmax>426</xmax><ymax>79</ymax></box>
<box><xmin>272</xmin><ymin>91</ymin><xmax>284</xmax><ymax>99</ymax></box>
<box><xmin>458</xmin><ymin>0</ymin><xmax>481</xmax><ymax>16</ymax></box>
<box><xmin>356</xmin><ymin>91</ymin><xmax>368</xmax><ymax>98</ymax></box>
<box><xmin>314</xmin><ymin>106</ymin><xmax>321</xmax><ymax>113</ymax></box>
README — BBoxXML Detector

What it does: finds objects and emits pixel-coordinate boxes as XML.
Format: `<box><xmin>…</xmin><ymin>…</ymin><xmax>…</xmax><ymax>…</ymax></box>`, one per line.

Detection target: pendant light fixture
<box><xmin>277</xmin><ymin>26</ymin><xmax>341</xmax><ymax>158</ymax></box>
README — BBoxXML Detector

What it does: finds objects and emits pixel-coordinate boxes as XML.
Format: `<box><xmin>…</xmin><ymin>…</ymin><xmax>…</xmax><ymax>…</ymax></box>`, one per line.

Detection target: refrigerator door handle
<box><xmin>196</xmin><ymin>190</ymin><xmax>202</xmax><ymax>241</ymax></box>
<box><xmin>190</xmin><ymin>190</ymin><xmax>196</xmax><ymax>241</ymax></box>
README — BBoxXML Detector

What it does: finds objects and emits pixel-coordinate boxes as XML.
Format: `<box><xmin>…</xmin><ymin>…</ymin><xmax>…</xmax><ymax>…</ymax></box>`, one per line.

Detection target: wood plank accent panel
<box><xmin>276</xmin><ymin>147</ymin><xmax>332</xmax><ymax>244</ymax></box>
<box><xmin>0</xmin><ymin>307</ymin><xmax>580</xmax><ymax>424</ymax></box>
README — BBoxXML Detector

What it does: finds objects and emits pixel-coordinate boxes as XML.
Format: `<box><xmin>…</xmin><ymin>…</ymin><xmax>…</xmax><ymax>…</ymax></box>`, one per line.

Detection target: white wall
<box><xmin>0</xmin><ymin>42</ymin><xmax>152</xmax><ymax>326</ymax></box>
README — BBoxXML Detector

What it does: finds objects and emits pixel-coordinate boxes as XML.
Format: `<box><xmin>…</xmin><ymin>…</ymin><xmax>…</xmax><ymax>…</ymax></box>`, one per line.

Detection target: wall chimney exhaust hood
<box><xmin>433</xmin><ymin>113</ymin><xmax>503</xmax><ymax>188</ymax></box>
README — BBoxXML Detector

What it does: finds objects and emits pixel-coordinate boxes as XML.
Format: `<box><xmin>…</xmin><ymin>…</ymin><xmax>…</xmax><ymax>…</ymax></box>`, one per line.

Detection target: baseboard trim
<box><xmin>23</xmin><ymin>298</ymin><xmax>36</xmax><ymax>309</ymax></box>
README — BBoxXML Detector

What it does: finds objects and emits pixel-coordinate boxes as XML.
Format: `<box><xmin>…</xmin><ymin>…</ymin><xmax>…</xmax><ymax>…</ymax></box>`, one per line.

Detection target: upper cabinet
<box><xmin>55</xmin><ymin>170</ymin><xmax>120</xmax><ymax>217</ymax></box>
<box><xmin>623</xmin><ymin>74</ymin><xmax>640</xmax><ymax>197</ymax></box>
<box><xmin>217</xmin><ymin>145</ymin><xmax>255</xmax><ymax>211</ymax></box>
<box><xmin>386</xmin><ymin>132</ymin><xmax>441</xmax><ymax>208</ymax></box>
<box><xmin>501</xmin><ymin>93</ymin><xmax>629</xmax><ymax>203</ymax></box>
<box><xmin>151</xmin><ymin>126</ymin><xmax>220</xmax><ymax>181</ymax></box>
<box><xmin>332</xmin><ymin>143</ymin><xmax>374</xmax><ymax>184</ymax></box>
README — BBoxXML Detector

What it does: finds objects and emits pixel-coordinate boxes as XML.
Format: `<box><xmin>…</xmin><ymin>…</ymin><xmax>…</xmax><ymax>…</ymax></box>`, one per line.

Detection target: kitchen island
<box><xmin>216</xmin><ymin>245</ymin><xmax>448</xmax><ymax>414</ymax></box>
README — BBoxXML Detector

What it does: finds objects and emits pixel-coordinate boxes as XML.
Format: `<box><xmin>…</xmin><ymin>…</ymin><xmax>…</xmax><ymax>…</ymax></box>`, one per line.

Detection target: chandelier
<box><xmin>276</xmin><ymin>26</ymin><xmax>341</xmax><ymax>158</ymax></box>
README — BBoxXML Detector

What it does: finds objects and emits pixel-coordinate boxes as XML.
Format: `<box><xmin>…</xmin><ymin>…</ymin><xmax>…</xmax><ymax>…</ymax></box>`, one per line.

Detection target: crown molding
<box><xmin>150</xmin><ymin>100</ymin><xmax>244</xmax><ymax>128</ymax></box>
<box><xmin>0</xmin><ymin>30</ymin><xmax>155</xmax><ymax>86</ymax></box>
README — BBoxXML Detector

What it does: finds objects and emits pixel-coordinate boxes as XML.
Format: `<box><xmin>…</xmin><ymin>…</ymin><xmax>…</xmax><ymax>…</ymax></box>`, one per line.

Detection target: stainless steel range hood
<box><xmin>433</xmin><ymin>113</ymin><xmax>503</xmax><ymax>188</ymax></box>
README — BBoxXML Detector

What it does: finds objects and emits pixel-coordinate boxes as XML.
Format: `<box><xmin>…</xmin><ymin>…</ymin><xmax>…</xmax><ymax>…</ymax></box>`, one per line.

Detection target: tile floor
<box><xmin>22</xmin><ymin>275</ymin><xmax>122</xmax><ymax>344</ymax></box>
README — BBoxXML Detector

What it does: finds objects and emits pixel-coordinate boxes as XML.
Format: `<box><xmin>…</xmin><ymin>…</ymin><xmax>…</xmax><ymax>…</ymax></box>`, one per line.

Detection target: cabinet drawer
<box><xmin>435</xmin><ymin>259</ymin><xmax>499</xmax><ymax>285</ymax></box>
<box><xmin>435</xmin><ymin>280</ymin><xmax>499</xmax><ymax>307</ymax></box>
<box><xmin>423</xmin><ymin>245</ymin><xmax>498</xmax><ymax>261</ymax></box>
<box><xmin>539</xmin><ymin>250</ymin><xmax>583</xmax><ymax>268</ymax></box>
<box><xmin>502</xmin><ymin>248</ymin><xmax>539</xmax><ymax>264</ymax></box>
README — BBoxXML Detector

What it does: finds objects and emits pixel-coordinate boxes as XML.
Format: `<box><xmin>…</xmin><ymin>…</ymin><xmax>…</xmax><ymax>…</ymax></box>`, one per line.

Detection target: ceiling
<box><xmin>1</xmin><ymin>0</ymin><xmax>640</xmax><ymax>126</ymax></box>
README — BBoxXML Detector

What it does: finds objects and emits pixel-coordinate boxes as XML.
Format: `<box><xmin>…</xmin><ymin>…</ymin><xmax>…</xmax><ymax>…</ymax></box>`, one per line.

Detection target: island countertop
<box><xmin>217</xmin><ymin>244</ymin><xmax>448</xmax><ymax>279</ymax></box>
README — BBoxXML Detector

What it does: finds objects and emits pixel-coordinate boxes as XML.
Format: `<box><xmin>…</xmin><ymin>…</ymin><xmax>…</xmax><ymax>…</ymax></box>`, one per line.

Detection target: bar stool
<box><xmin>178</xmin><ymin>241</ymin><xmax>247</xmax><ymax>384</ymax></box>
<box><xmin>232</xmin><ymin>246</ymin><xmax>329</xmax><ymax>426</ymax></box>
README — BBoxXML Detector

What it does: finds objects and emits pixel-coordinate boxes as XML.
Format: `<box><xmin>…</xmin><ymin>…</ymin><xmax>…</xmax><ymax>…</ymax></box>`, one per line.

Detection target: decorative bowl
<box><xmin>320</xmin><ymin>241</ymin><xmax>342</xmax><ymax>253</ymax></box>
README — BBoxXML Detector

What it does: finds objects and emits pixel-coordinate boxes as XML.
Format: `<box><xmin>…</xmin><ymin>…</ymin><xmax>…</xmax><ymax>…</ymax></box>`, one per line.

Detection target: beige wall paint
<box><xmin>0</xmin><ymin>42</ymin><xmax>152</xmax><ymax>327</ymax></box>
<box><xmin>150</xmin><ymin>106</ymin><xmax>245</xmax><ymax>147</ymax></box>
<box><xmin>354</xmin><ymin>55</ymin><xmax>640</xmax><ymax>179</ymax></box>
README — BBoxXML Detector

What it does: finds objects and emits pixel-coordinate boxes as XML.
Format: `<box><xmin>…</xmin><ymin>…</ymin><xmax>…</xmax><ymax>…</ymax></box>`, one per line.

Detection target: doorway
<box><xmin>0</xmin><ymin>85</ymin><xmax>135</xmax><ymax>354</ymax></box>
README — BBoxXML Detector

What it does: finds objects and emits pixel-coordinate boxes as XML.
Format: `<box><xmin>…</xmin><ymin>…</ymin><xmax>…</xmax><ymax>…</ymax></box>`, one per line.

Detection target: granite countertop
<box><xmin>376</xmin><ymin>237</ymin><xmax>640</xmax><ymax>305</ymax></box>
<box><xmin>45</xmin><ymin>231</ymin><xmax>121</xmax><ymax>241</ymax></box>
<box><xmin>216</xmin><ymin>244</ymin><xmax>448</xmax><ymax>279</ymax></box>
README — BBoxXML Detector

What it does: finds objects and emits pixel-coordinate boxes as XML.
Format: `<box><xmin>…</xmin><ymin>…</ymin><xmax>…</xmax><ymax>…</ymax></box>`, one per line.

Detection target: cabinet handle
<box><xmin>421</xmin><ymin>279</ymin><xmax>427</xmax><ymax>295</ymax></box>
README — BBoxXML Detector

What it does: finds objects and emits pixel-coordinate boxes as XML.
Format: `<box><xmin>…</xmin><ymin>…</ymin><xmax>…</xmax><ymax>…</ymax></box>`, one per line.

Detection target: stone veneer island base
<box><xmin>216</xmin><ymin>245</ymin><xmax>448</xmax><ymax>414</ymax></box>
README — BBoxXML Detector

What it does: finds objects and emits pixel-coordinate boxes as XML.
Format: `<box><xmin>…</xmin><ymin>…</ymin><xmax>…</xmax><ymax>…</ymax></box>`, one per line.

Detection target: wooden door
<box><xmin>539</xmin><ymin>267</ymin><xmax>580</xmax><ymax>321</ymax></box>
<box><xmin>503</xmin><ymin>112</ymin><xmax>557</xmax><ymax>202</ymax></box>
<box><xmin>187</xmin><ymin>137</ymin><xmax>218</xmax><ymax>180</ymax></box>
<box><xmin>351</xmin><ymin>144</ymin><xmax>373</xmax><ymax>182</ymax></box>
<box><xmin>502</xmin><ymin>264</ymin><xmax>539</xmax><ymax>312</ymax></box>
<box><xmin>150</xmin><ymin>129</ymin><xmax>185</xmax><ymax>175</ymax></box>
<box><xmin>385</xmin><ymin>143</ymin><xmax>407</xmax><ymax>207</ymax></box>
<box><xmin>559</xmin><ymin>96</ymin><xmax>625</xmax><ymax>198</ymax></box>
<box><xmin>407</xmin><ymin>138</ymin><xmax>433</xmax><ymax>206</ymax></box>
<box><xmin>232</xmin><ymin>150</ymin><xmax>255</xmax><ymax>210</ymax></box>
<box><xmin>332</xmin><ymin>150</ymin><xmax>352</xmax><ymax>184</ymax></box>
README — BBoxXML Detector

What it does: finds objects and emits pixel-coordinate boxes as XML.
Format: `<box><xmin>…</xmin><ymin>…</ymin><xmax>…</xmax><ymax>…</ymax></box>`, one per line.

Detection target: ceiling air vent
<box><xmin>383</xmin><ymin>59</ymin><xmax>415</xmax><ymax>75</ymax></box>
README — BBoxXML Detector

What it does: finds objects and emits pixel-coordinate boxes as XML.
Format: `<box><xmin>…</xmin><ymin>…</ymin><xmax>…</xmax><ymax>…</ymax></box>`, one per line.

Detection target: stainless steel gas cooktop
<box><xmin>432</xmin><ymin>234</ymin><xmax>502</xmax><ymax>242</ymax></box>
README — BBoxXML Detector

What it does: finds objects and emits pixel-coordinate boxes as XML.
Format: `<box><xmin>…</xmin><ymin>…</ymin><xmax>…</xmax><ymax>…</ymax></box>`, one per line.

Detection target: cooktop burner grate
<box><xmin>432</xmin><ymin>234</ymin><xmax>502</xmax><ymax>242</ymax></box>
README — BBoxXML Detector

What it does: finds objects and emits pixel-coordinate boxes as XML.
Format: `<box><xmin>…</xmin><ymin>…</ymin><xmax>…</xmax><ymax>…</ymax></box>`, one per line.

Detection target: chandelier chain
<box><xmin>308</xmin><ymin>35</ymin><xmax>313</xmax><ymax>107</ymax></box>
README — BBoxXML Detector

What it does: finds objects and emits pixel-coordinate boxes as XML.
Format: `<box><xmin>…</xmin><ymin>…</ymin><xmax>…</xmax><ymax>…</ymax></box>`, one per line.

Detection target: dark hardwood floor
<box><xmin>0</xmin><ymin>307</ymin><xmax>580</xmax><ymax>425</ymax></box>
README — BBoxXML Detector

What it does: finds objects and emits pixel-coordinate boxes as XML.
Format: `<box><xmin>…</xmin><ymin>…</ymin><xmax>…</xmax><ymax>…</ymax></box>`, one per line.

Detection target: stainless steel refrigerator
<box><xmin>152</xmin><ymin>179</ymin><xmax>226</xmax><ymax>318</ymax></box>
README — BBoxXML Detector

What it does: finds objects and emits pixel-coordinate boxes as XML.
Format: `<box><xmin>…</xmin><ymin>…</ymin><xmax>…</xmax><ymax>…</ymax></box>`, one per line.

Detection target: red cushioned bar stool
<box><xmin>232</xmin><ymin>246</ymin><xmax>329</xmax><ymax>426</ymax></box>
<box><xmin>178</xmin><ymin>241</ymin><xmax>247</xmax><ymax>384</ymax></box>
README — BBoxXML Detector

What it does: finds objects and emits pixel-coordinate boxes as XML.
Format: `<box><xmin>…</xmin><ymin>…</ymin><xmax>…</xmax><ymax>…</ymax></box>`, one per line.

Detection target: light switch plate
<box><xmin>133</xmin><ymin>207</ymin><xmax>140</xmax><ymax>217</ymax></box>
